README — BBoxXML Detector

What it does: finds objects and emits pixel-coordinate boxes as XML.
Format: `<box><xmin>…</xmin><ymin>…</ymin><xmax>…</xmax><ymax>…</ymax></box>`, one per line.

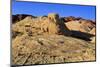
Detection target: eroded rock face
<box><xmin>12</xmin><ymin>13</ymin><xmax>96</xmax><ymax>65</ymax></box>
<box><xmin>65</xmin><ymin>19</ymin><xmax>95</xmax><ymax>33</ymax></box>
<box><xmin>80</xmin><ymin>20</ymin><xmax>95</xmax><ymax>32</ymax></box>
<box><xmin>64</xmin><ymin>18</ymin><xmax>96</xmax><ymax>41</ymax></box>
<box><xmin>48</xmin><ymin>13</ymin><xmax>59</xmax><ymax>23</ymax></box>
<box><xmin>12</xmin><ymin>13</ymin><xmax>96</xmax><ymax>42</ymax></box>
<box><xmin>65</xmin><ymin>20</ymin><xmax>81</xmax><ymax>31</ymax></box>
<box><xmin>40</xmin><ymin>18</ymin><xmax>60</xmax><ymax>34</ymax></box>
<box><xmin>12</xmin><ymin>13</ymin><xmax>72</xmax><ymax>36</ymax></box>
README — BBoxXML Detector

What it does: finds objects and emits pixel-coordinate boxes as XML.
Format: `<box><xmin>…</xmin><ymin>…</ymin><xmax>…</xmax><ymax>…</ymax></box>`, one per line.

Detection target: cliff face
<box><xmin>12</xmin><ymin>13</ymin><xmax>96</xmax><ymax>65</ymax></box>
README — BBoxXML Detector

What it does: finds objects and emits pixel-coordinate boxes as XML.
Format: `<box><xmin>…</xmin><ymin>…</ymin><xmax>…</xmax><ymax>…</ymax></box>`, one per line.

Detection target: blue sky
<box><xmin>12</xmin><ymin>1</ymin><xmax>96</xmax><ymax>20</ymax></box>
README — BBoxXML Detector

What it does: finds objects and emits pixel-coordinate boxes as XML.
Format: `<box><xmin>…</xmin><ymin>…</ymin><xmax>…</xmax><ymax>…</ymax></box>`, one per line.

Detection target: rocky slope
<box><xmin>12</xmin><ymin>13</ymin><xmax>96</xmax><ymax>65</ymax></box>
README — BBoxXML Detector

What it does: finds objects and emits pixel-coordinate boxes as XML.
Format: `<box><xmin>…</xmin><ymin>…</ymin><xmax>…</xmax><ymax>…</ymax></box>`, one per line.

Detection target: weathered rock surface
<box><xmin>12</xmin><ymin>14</ymin><xmax>36</xmax><ymax>23</ymax></box>
<box><xmin>12</xmin><ymin>13</ymin><xmax>96</xmax><ymax>65</ymax></box>
<box><xmin>12</xmin><ymin>13</ymin><xmax>72</xmax><ymax>37</ymax></box>
<box><xmin>12</xmin><ymin>34</ymin><xmax>95</xmax><ymax>65</ymax></box>
<box><xmin>90</xmin><ymin>36</ymin><xmax>96</xmax><ymax>43</ymax></box>
<box><xmin>65</xmin><ymin>19</ymin><xmax>95</xmax><ymax>33</ymax></box>
<box><xmin>89</xmin><ymin>27</ymin><xmax>96</xmax><ymax>35</ymax></box>
<box><xmin>65</xmin><ymin>19</ymin><xmax>95</xmax><ymax>41</ymax></box>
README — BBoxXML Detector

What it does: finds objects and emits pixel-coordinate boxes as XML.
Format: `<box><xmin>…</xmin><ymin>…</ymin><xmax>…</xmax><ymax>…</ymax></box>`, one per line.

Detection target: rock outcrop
<box><xmin>65</xmin><ymin>19</ymin><xmax>95</xmax><ymax>33</ymax></box>
<box><xmin>12</xmin><ymin>13</ymin><xmax>96</xmax><ymax>65</ymax></box>
<box><xmin>64</xmin><ymin>18</ymin><xmax>95</xmax><ymax>41</ymax></box>
<box><xmin>12</xmin><ymin>14</ymin><xmax>36</xmax><ymax>23</ymax></box>
<box><xmin>12</xmin><ymin>34</ymin><xmax>95</xmax><ymax>65</ymax></box>
<box><xmin>12</xmin><ymin>13</ymin><xmax>72</xmax><ymax>36</ymax></box>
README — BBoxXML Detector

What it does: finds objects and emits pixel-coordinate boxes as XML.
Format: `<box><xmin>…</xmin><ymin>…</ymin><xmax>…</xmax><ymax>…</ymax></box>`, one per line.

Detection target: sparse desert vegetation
<box><xmin>12</xmin><ymin>13</ymin><xmax>96</xmax><ymax>65</ymax></box>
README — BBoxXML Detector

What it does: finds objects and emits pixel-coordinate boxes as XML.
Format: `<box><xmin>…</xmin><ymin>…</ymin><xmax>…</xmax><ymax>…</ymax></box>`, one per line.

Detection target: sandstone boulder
<box><xmin>65</xmin><ymin>20</ymin><xmax>95</xmax><ymax>41</ymax></box>
<box><xmin>65</xmin><ymin>19</ymin><xmax>95</xmax><ymax>33</ymax></box>
<box><xmin>48</xmin><ymin>13</ymin><xmax>59</xmax><ymax>23</ymax></box>
<box><xmin>40</xmin><ymin>18</ymin><xmax>60</xmax><ymax>34</ymax></box>
<box><xmin>65</xmin><ymin>20</ymin><xmax>81</xmax><ymax>31</ymax></box>
<box><xmin>80</xmin><ymin>20</ymin><xmax>95</xmax><ymax>32</ymax></box>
